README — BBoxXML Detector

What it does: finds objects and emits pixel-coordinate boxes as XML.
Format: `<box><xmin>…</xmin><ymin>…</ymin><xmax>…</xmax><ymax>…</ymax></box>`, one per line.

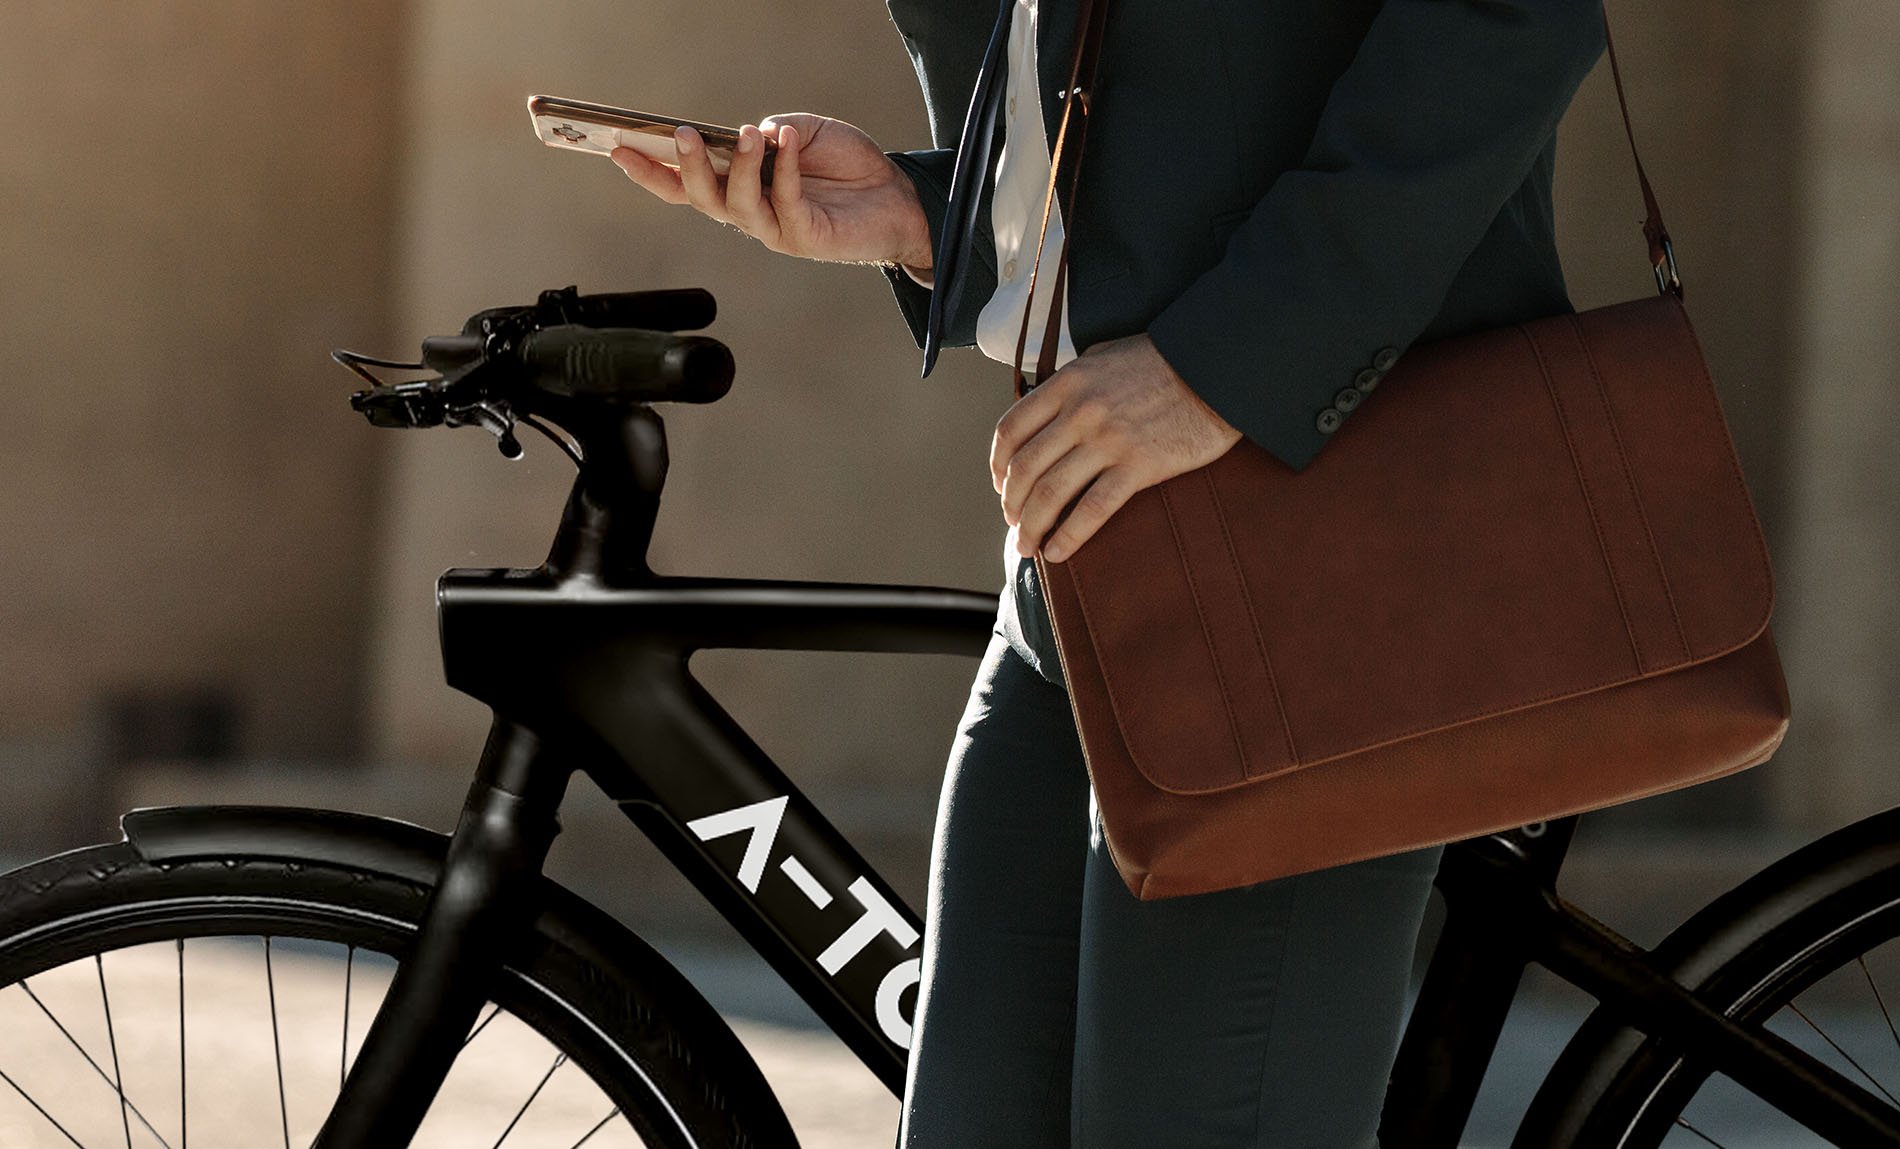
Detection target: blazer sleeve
<box><xmin>878</xmin><ymin>147</ymin><xmax>1000</xmax><ymax>353</ymax></box>
<box><xmin>1145</xmin><ymin>0</ymin><xmax>1608</xmax><ymax>472</ymax></box>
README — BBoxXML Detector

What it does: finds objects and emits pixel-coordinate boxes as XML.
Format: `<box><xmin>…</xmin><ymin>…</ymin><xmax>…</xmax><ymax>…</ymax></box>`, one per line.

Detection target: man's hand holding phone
<box><xmin>610</xmin><ymin>114</ymin><xmax>935</xmax><ymax>279</ymax></box>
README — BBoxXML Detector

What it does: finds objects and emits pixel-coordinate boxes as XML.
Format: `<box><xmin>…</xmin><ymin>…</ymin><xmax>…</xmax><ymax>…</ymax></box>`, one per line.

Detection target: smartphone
<box><xmin>527</xmin><ymin>94</ymin><xmax>775</xmax><ymax>184</ymax></box>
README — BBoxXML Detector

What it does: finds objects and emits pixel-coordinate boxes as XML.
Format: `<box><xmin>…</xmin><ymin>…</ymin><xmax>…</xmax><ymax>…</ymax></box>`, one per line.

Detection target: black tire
<box><xmin>0</xmin><ymin>839</ymin><xmax>799</xmax><ymax>1149</ymax></box>
<box><xmin>1519</xmin><ymin>815</ymin><xmax>1900</xmax><ymax>1148</ymax></box>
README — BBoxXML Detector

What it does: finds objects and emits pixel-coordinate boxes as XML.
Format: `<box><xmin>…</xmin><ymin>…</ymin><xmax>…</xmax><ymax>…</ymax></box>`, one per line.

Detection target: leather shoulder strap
<box><xmin>1602</xmin><ymin>11</ymin><xmax>1681</xmax><ymax>297</ymax></box>
<box><xmin>1012</xmin><ymin>0</ymin><xmax>1109</xmax><ymax>399</ymax></box>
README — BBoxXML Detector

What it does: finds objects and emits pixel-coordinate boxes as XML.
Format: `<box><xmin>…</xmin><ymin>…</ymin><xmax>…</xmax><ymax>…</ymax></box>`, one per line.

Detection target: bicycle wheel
<box><xmin>0</xmin><ymin>837</ymin><xmax>799</xmax><ymax>1149</ymax></box>
<box><xmin>1523</xmin><ymin>821</ymin><xmax>1900</xmax><ymax>1148</ymax></box>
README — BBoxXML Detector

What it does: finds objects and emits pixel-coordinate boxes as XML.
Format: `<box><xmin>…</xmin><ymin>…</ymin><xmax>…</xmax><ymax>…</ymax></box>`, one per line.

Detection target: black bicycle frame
<box><xmin>313</xmin><ymin>399</ymin><xmax>1900</xmax><ymax>1147</ymax></box>
<box><xmin>312</xmin><ymin>402</ymin><xmax>991</xmax><ymax>1146</ymax></box>
<box><xmin>1385</xmin><ymin>819</ymin><xmax>1900</xmax><ymax>1147</ymax></box>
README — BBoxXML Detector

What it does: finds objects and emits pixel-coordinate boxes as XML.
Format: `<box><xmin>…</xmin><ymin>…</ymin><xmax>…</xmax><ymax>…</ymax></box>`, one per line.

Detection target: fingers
<box><xmin>611</xmin><ymin>146</ymin><xmax>687</xmax><ymax>204</ymax></box>
<box><xmin>997</xmin><ymin>403</ymin><xmax>1080</xmax><ymax>528</ymax></box>
<box><xmin>616</xmin><ymin>118</ymin><xmax>806</xmax><ymax>255</ymax></box>
<box><xmin>994</xmin><ymin>365</ymin><xmax>1136</xmax><ymax>560</ymax></box>
<box><xmin>1037</xmin><ymin>467</ymin><xmax>1135</xmax><ymax>563</ymax></box>
<box><xmin>990</xmin><ymin>371</ymin><xmax>1069</xmax><ymax>496</ymax></box>
<box><xmin>673</xmin><ymin>125</ymin><xmax>731</xmax><ymax>224</ymax></box>
<box><xmin>1012</xmin><ymin>442</ymin><xmax>1105</xmax><ymax>558</ymax></box>
<box><xmin>723</xmin><ymin>124</ymin><xmax>780</xmax><ymax>246</ymax></box>
<box><xmin>767</xmin><ymin>122</ymin><xmax>804</xmax><ymax>231</ymax></box>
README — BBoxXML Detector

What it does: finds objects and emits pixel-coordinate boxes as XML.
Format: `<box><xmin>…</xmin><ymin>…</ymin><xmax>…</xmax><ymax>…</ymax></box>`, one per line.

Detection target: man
<box><xmin>613</xmin><ymin>0</ymin><xmax>1605</xmax><ymax>1140</ymax></box>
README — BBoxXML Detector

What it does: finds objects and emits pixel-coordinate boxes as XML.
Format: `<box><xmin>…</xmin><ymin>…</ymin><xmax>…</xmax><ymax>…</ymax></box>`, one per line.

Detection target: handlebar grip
<box><xmin>517</xmin><ymin>326</ymin><xmax>734</xmax><ymax>404</ymax></box>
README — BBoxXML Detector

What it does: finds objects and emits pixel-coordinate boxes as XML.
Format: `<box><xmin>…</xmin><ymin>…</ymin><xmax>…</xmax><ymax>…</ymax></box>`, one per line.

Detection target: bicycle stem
<box><xmin>544</xmin><ymin>403</ymin><xmax>669</xmax><ymax>583</ymax></box>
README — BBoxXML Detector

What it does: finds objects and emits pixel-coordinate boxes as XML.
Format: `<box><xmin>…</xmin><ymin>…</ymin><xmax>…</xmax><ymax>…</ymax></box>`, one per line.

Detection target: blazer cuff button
<box><xmin>1315</xmin><ymin>408</ymin><xmax>1343</xmax><ymax>434</ymax></box>
<box><xmin>1372</xmin><ymin>346</ymin><xmax>1400</xmax><ymax>372</ymax></box>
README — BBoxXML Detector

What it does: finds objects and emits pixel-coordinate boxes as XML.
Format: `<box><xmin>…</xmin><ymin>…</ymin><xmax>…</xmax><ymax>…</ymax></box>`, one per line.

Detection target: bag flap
<box><xmin>1042</xmin><ymin>294</ymin><xmax>1775</xmax><ymax>795</ymax></box>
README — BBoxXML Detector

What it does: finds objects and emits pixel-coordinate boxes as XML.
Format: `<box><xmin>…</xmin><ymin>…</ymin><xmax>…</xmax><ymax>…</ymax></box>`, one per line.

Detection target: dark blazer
<box><xmin>879</xmin><ymin>0</ymin><xmax>1607</xmax><ymax>472</ymax></box>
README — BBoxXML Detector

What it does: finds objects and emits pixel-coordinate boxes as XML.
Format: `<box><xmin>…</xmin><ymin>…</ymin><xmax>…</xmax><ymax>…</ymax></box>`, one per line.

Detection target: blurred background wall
<box><xmin>0</xmin><ymin>2</ymin><xmax>407</xmax><ymax>844</ymax></box>
<box><xmin>3</xmin><ymin>0</ymin><xmax>1899</xmax><ymax>955</ymax></box>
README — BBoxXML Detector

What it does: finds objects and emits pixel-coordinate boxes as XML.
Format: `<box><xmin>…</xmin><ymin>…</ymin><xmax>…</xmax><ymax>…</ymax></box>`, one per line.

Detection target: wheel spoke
<box><xmin>263</xmin><ymin>938</ymin><xmax>291</xmax><ymax>1149</ymax></box>
<box><xmin>8</xmin><ymin>954</ymin><xmax>639</xmax><ymax>1149</ymax></box>
<box><xmin>339</xmin><ymin>945</ymin><xmax>354</xmax><ymax>1092</ymax></box>
<box><xmin>462</xmin><ymin>1003</ymin><xmax>503</xmax><ymax>1049</ymax></box>
<box><xmin>0</xmin><ymin>843</ymin><xmax>698</xmax><ymax>1149</ymax></box>
<box><xmin>490</xmin><ymin>1052</ymin><xmax>567</xmax><ymax>1149</ymax></box>
<box><xmin>94</xmin><ymin>955</ymin><xmax>134</xmax><ymax>1149</ymax></box>
<box><xmin>178</xmin><ymin>939</ymin><xmax>186</xmax><ymax>1149</ymax></box>
<box><xmin>1860</xmin><ymin>955</ymin><xmax>1900</xmax><ymax>1057</ymax></box>
<box><xmin>568</xmin><ymin>1106</ymin><xmax>621</xmax><ymax>1149</ymax></box>
<box><xmin>13</xmin><ymin>981</ymin><xmax>174</xmax><ymax>1149</ymax></box>
<box><xmin>9</xmin><ymin>943</ymin><xmax>635</xmax><ymax>1149</ymax></box>
<box><xmin>1787</xmin><ymin>999</ymin><xmax>1900</xmax><ymax>1108</ymax></box>
<box><xmin>1673</xmin><ymin>1114</ymin><xmax>1727</xmax><ymax>1147</ymax></box>
<box><xmin>0</xmin><ymin>1063</ymin><xmax>92</xmax><ymax>1148</ymax></box>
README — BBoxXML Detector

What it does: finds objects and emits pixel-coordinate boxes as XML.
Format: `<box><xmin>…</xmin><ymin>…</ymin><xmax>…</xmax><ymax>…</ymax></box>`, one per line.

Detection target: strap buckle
<box><xmin>1653</xmin><ymin>236</ymin><xmax>1681</xmax><ymax>296</ymax></box>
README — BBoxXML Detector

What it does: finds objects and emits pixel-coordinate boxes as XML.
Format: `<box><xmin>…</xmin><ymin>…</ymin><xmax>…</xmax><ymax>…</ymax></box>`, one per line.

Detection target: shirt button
<box><xmin>1003</xmin><ymin>258</ymin><xmax>1018</xmax><ymax>280</ymax></box>
<box><xmin>1354</xmin><ymin>367</ymin><xmax>1381</xmax><ymax>392</ymax></box>
<box><xmin>1372</xmin><ymin>346</ymin><xmax>1400</xmax><ymax>371</ymax></box>
<box><xmin>1316</xmin><ymin>408</ymin><xmax>1343</xmax><ymax>434</ymax></box>
<box><xmin>1008</xmin><ymin>95</ymin><xmax>1018</xmax><ymax>119</ymax></box>
<box><xmin>1332</xmin><ymin>387</ymin><xmax>1363</xmax><ymax>413</ymax></box>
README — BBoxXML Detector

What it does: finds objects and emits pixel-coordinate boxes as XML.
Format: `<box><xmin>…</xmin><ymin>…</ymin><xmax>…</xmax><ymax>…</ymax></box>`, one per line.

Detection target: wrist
<box><xmin>884</xmin><ymin>158</ymin><xmax>935</xmax><ymax>281</ymax></box>
<box><xmin>896</xmin><ymin>257</ymin><xmax>935</xmax><ymax>288</ymax></box>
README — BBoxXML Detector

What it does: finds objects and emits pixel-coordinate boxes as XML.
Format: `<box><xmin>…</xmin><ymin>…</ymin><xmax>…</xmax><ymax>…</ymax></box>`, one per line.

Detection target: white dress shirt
<box><xmin>976</xmin><ymin>0</ymin><xmax>1077</xmax><ymax>376</ymax></box>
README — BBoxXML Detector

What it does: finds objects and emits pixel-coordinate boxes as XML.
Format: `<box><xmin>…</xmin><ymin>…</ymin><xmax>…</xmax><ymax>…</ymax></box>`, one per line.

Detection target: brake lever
<box><xmin>445</xmin><ymin>397</ymin><xmax>524</xmax><ymax>459</ymax></box>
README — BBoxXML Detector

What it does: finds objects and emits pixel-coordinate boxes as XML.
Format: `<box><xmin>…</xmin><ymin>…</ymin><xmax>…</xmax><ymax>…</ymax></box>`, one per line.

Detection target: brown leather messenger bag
<box><xmin>1010</xmin><ymin>1</ymin><xmax>1793</xmax><ymax>900</ymax></box>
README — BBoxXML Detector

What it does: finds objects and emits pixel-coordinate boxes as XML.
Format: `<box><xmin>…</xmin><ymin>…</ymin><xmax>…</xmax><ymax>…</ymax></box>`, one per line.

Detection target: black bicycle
<box><xmin>4</xmin><ymin>285</ymin><xmax>1900</xmax><ymax>1148</ymax></box>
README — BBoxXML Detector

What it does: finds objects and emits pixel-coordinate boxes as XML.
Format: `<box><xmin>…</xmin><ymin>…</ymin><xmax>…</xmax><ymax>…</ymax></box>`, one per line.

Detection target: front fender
<box><xmin>120</xmin><ymin>804</ymin><xmax>703</xmax><ymax>1034</ymax></box>
<box><xmin>124</xmin><ymin>804</ymin><xmax>448</xmax><ymax>885</ymax></box>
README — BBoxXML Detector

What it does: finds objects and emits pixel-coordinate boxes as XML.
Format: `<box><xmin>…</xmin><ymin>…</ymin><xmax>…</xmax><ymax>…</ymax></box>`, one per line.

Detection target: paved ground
<box><xmin>4</xmin><ymin>805</ymin><xmax>1895</xmax><ymax>1147</ymax></box>
<box><xmin>0</xmin><ymin>932</ymin><xmax>1888</xmax><ymax>1147</ymax></box>
<box><xmin>0</xmin><ymin>936</ymin><xmax>897</xmax><ymax>1149</ymax></box>
<box><xmin>618</xmin><ymin>942</ymin><xmax>1886</xmax><ymax>1149</ymax></box>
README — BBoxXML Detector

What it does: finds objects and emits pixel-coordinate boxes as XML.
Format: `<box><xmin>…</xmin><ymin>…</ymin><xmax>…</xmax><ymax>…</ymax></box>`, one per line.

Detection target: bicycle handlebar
<box><xmin>338</xmin><ymin>285</ymin><xmax>735</xmax><ymax>460</ymax></box>
<box><xmin>545</xmin><ymin>287</ymin><xmax>716</xmax><ymax>332</ymax></box>
<box><xmin>458</xmin><ymin>286</ymin><xmax>716</xmax><ymax>341</ymax></box>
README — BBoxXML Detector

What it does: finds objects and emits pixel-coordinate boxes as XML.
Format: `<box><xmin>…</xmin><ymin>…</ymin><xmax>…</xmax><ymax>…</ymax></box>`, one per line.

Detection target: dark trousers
<box><xmin>896</xmin><ymin>542</ymin><xmax>1443</xmax><ymax>1147</ymax></box>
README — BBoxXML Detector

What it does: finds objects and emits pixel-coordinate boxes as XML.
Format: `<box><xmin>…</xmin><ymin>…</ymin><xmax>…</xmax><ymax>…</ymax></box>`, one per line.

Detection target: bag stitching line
<box><xmin>1160</xmin><ymin>481</ymin><xmax>1254</xmax><ymax>785</ymax></box>
<box><xmin>1523</xmin><ymin>322</ymin><xmax>1647</xmax><ymax>673</ymax></box>
<box><xmin>1134</xmin><ymin>695</ymin><xmax>1787</xmax><ymax>893</ymax></box>
<box><xmin>1572</xmin><ymin>310</ymin><xmax>1694</xmax><ymax>662</ymax></box>
<box><xmin>1139</xmin><ymin>625</ymin><xmax>1778</xmax><ymax>795</ymax></box>
<box><xmin>1205</xmin><ymin>467</ymin><xmax>1300</xmax><ymax>767</ymax></box>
